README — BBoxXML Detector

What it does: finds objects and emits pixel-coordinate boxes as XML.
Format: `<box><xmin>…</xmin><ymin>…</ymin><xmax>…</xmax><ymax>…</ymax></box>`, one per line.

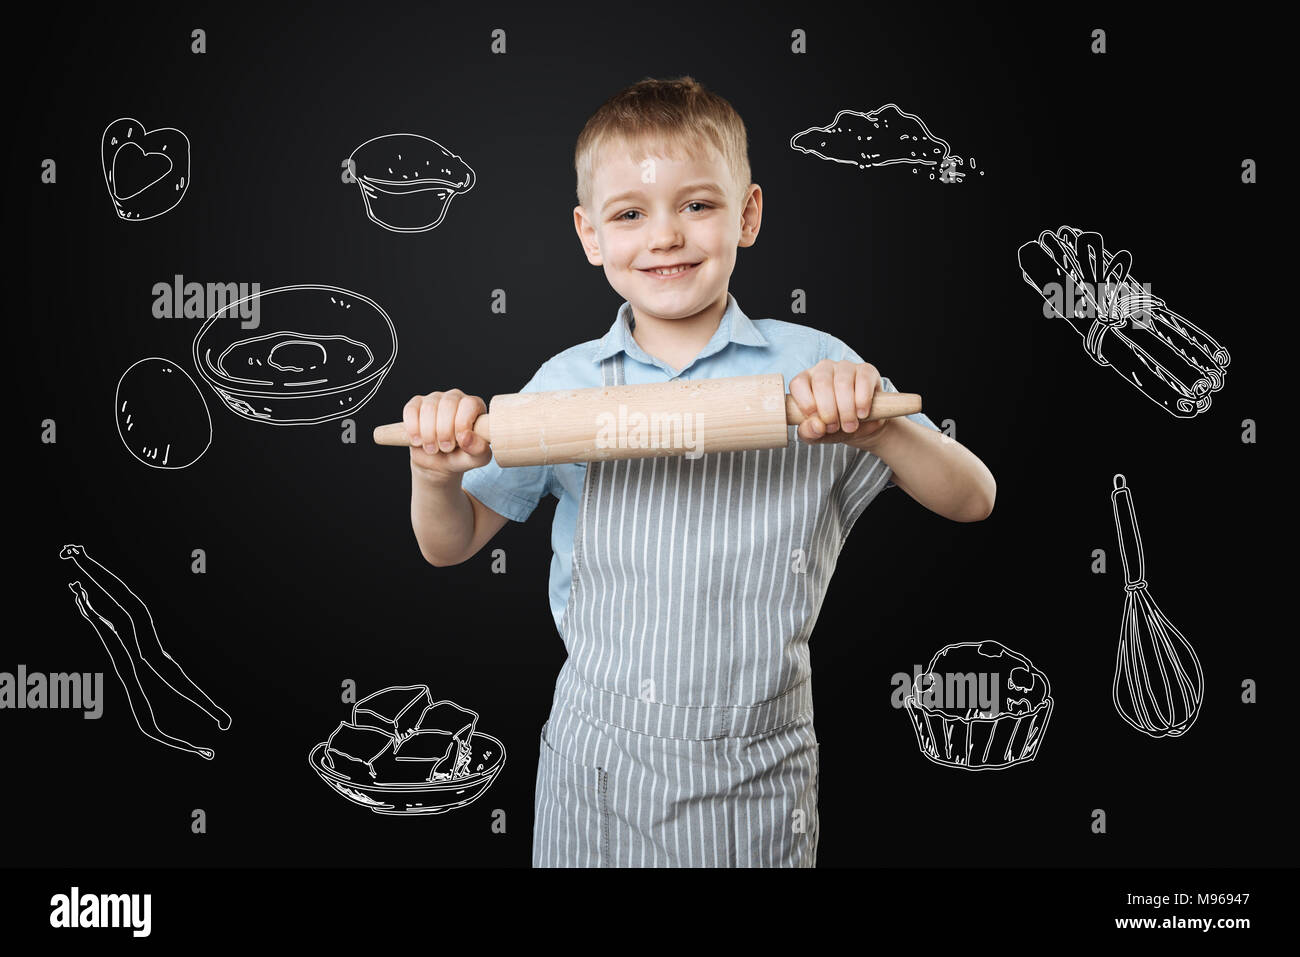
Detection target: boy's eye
<box><xmin>615</xmin><ymin>202</ymin><xmax>712</xmax><ymax>222</ymax></box>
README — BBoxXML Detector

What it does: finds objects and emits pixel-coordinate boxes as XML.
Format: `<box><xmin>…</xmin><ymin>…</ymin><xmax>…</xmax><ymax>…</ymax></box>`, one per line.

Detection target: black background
<box><xmin>8</xmin><ymin>0</ymin><xmax>1287</xmax><ymax>873</ymax></box>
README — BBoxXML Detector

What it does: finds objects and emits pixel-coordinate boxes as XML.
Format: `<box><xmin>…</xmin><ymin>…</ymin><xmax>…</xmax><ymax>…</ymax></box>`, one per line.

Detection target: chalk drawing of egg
<box><xmin>115</xmin><ymin>357</ymin><xmax>213</xmax><ymax>469</ymax></box>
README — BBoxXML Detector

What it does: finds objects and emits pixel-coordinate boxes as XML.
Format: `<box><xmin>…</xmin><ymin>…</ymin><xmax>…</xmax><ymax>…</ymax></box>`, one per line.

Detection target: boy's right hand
<box><xmin>403</xmin><ymin>389</ymin><xmax>493</xmax><ymax>480</ymax></box>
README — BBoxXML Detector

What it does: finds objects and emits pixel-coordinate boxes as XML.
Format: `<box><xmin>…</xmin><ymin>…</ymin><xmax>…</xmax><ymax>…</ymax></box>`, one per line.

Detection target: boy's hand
<box><xmin>790</xmin><ymin>359</ymin><xmax>889</xmax><ymax>449</ymax></box>
<box><xmin>403</xmin><ymin>389</ymin><xmax>493</xmax><ymax>480</ymax></box>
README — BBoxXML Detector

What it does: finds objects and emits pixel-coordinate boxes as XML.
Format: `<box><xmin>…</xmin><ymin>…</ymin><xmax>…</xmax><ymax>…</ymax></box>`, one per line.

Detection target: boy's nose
<box><xmin>648</xmin><ymin>227</ymin><xmax>685</xmax><ymax>250</ymax></box>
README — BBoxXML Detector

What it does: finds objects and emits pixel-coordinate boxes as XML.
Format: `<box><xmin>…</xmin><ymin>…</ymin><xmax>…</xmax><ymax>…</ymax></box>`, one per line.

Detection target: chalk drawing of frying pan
<box><xmin>192</xmin><ymin>285</ymin><xmax>397</xmax><ymax>425</ymax></box>
<box><xmin>102</xmin><ymin>118</ymin><xmax>190</xmax><ymax>221</ymax></box>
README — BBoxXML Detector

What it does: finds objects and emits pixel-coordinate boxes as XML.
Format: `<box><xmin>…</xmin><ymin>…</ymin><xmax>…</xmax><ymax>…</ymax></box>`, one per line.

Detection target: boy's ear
<box><xmin>736</xmin><ymin>183</ymin><xmax>762</xmax><ymax>248</ymax></box>
<box><xmin>573</xmin><ymin>205</ymin><xmax>604</xmax><ymax>265</ymax></box>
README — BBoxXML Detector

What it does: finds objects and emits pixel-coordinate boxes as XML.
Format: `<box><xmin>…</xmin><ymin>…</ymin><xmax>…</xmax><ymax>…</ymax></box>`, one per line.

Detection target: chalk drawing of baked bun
<box><xmin>904</xmin><ymin>640</ymin><xmax>1052</xmax><ymax>771</ymax></box>
<box><xmin>102</xmin><ymin>118</ymin><xmax>190</xmax><ymax>221</ymax></box>
<box><xmin>192</xmin><ymin>284</ymin><xmax>397</xmax><ymax>425</ymax></box>
<box><xmin>348</xmin><ymin>133</ymin><xmax>475</xmax><ymax>232</ymax></box>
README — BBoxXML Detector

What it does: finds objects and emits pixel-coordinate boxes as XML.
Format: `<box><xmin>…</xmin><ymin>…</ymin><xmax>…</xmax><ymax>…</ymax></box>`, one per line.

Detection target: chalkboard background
<box><xmin>10</xmin><ymin>2</ymin><xmax>1284</xmax><ymax>869</ymax></box>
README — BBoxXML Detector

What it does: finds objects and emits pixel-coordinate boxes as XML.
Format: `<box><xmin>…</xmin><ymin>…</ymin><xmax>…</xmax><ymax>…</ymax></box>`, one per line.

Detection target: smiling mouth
<box><xmin>639</xmin><ymin>262</ymin><xmax>700</xmax><ymax>276</ymax></box>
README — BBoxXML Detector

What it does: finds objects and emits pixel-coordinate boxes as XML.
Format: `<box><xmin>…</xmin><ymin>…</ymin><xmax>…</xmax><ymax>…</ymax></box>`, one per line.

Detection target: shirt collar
<box><xmin>592</xmin><ymin>291</ymin><xmax>769</xmax><ymax>366</ymax></box>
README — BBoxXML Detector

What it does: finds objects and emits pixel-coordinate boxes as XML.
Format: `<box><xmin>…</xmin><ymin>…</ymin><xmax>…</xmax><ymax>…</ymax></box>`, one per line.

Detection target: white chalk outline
<box><xmin>192</xmin><ymin>284</ymin><xmax>397</xmax><ymax>426</ymax></box>
<box><xmin>61</xmin><ymin>544</ymin><xmax>231</xmax><ymax>731</ymax></box>
<box><xmin>115</xmin><ymin>357</ymin><xmax>213</xmax><ymax>469</ymax></box>
<box><xmin>68</xmin><ymin>582</ymin><xmax>213</xmax><ymax>760</ymax></box>
<box><xmin>1110</xmin><ymin>475</ymin><xmax>1204</xmax><ymax>738</ymax></box>
<box><xmin>102</xmin><ymin>118</ymin><xmax>190</xmax><ymax>221</ymax></box>
<box><xmin>347</xmin><ymin>133</ymin><xmax>476</xmax><ymax>233</ymax></box>
<box><xmin>310</xmin><ymin>684</ymin><xmax>505</xmax><ymax>815</ymax></box>
<box><xmin>61</xmin><ymin>544</ymin><xmax>231</xmax><ymax>760</ymax></box>
<box><xmin>213</xmin><ymin>333</ymin><xmax>374</xmax><ymax>388</ymax></box>
<box><xmin>903</xmin><ymin>641</ymin><xmax>1052</xmax><ymax>770</ymax></box>
<box><xmin>330</xmin><ymin>688</ymin><xmax>481</xmax><ymax>783</ymax></box>
<box><xmin>790</xmin><ymin>104</ymin><xmax>967</xmax><ymax>183</ymax></box>
<box><xmin>1018</xmin><ymin>225</ymin><xmax>1231</xmax><ymax>418</ymax></box>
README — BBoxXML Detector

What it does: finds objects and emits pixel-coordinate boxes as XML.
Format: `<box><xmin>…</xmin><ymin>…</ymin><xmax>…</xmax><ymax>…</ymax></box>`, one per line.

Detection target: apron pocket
<box><xmin>534</xmin><ymin>722</ymin><xmax>609</xmax><ymax>867</ymax></box>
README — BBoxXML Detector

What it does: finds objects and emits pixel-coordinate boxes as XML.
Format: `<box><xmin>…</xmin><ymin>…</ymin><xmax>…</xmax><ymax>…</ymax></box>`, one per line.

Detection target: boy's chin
<box><xmin>621</xmin><ymin>278</ymin><xmax>728</xmax><ymax>312</ymax></box>
<box><xmin>629</xmin><ymin>297</ymin><xmax>720</xmax><ymax>321</ymax></box>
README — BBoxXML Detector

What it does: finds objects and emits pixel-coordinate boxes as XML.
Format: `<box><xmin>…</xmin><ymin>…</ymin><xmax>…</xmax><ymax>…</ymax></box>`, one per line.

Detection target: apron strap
<box><xmin>600</xmin><ymin>352</ymin><xmax>626</xmax><ymax>387</ymax></box>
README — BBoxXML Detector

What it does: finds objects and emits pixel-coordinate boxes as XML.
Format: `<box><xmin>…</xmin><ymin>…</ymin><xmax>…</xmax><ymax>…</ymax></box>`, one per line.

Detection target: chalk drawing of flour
<box><xmin>791</xmin><ymin>104</ymin><xmax>975</xmax><ymax>183</ymax></box>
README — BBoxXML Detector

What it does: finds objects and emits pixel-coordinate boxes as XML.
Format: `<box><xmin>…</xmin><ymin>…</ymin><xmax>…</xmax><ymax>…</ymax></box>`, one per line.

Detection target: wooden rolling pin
<box><xmin>373</xmin><ymin>373</ymin><xmax>921</xmax><ymax>467</ymax></box>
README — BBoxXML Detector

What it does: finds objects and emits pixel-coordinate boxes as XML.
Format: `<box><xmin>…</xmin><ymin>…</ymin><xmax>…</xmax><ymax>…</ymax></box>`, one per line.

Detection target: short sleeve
<box><xmin>821</xmin><ymin>333</ymin><xmax>940</xmax><ymax>491</ymax></box>
<box><xmin>460</xmin><ymin>362</ymin><xmax>555</xmax><ymax>523</ymax></box>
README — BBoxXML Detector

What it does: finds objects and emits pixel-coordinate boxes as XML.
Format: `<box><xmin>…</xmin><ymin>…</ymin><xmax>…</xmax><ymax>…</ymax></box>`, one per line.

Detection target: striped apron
<box><xmin>533</xmin><ymin>352</ymin><xmax>892</xmax><ymax>867</ymax></box>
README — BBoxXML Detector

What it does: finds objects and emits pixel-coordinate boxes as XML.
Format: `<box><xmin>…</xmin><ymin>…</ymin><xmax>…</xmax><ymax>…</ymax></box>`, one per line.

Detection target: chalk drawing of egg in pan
<box><xmin>192</xmin><ymin>285</ymin><xmax>397</xmax><ymax>425</ymax></box>
<box><xmin>115</xmin><ymin>358</ymin><xmax>213</xmax><ymax>469</ymax></box>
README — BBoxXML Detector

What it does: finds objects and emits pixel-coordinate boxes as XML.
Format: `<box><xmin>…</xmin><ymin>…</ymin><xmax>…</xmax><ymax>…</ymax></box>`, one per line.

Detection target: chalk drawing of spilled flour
<box><xmin>791</xmin><ymin>104</ymin><xmax>976</xmax><ymax>183</ymax></box>
<box><xmin>61</xmin><ymin>544</ymin><xmax>231</xmax><ymax>760</ymax></box>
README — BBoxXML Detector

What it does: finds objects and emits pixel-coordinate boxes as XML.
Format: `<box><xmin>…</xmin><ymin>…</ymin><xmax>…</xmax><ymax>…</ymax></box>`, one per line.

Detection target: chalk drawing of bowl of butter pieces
<box><xmin>192</xmin><ymin>284</ymin><xmax>397</xmax><ymax>425</ymax></box>
<box><xmin>309</xmin><ymin>686</ymin><xmax>506</xmax><ymax>816</ymax></box>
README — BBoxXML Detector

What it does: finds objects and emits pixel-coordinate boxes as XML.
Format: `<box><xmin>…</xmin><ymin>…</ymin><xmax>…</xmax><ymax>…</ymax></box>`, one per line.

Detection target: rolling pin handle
<box><xmin>782</xmin><ymin>390</ymin><xmax>922</xmax><ymax>425</ymax></box>
<box><xmin>372</xmin><ymin>414</ymin><xmax>493</xmax><ymax>447</ymax></box>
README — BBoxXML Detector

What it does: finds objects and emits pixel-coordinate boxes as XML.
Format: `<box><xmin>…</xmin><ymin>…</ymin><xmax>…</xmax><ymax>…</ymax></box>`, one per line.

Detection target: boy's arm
<box><xmin>800</xmin><ymin>335</ymin><xmax>995</xmax><ymax>523</ymax></box>
<box><xmin>848</xmin><ymin>416</ymin><xmax>996</xmax><ymax>523</ymax></box>
<box><xmin>411</xmin><ymin>468</ymin><xmax>509</xmax><ymax>566</ymax></box>
<box><xmin>409</xmin><ymin>361</ymin><xmax>554</xmax><ymax>566</ymax></box>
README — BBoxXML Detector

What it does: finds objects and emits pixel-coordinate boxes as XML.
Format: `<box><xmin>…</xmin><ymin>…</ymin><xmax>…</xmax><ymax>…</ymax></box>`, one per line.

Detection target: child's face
<box><xmin>575</xmin><ymin>139</ymin><xmax>760</xmax><ymax>326</ymax></box>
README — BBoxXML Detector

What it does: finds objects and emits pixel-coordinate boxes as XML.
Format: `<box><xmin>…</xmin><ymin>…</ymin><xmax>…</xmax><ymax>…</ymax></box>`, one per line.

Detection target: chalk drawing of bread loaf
<box><xmin>102</xmin><ymin>118</ymin><xmax>190</xmax><ymax>221</ymax></box>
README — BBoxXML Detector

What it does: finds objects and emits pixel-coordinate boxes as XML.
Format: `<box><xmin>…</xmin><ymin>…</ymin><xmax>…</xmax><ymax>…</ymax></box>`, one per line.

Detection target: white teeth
<box><xmin>649</xmin><ymin>264</ymin><xmax>692</xmax><ymax>275</ymax></box>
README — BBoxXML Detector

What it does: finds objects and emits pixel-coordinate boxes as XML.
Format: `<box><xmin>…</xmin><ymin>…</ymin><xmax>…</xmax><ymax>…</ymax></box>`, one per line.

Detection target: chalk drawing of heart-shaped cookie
<box><xmin>102</xmin><ymin>118</ymin><xmax>190</xmax><ymax>221</ymax></box>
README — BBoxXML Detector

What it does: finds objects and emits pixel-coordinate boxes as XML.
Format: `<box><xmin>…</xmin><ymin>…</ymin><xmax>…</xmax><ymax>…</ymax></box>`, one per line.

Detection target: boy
<box><xmin>400</xmin><ymin>77</ymin><xmax>996</xmax><ymax>867</ymax></box>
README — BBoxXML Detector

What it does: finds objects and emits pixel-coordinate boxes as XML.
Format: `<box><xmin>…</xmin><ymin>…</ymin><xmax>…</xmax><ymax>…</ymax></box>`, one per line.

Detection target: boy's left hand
<box><xmin>790</xmin><ymin>359</ymin><xmax>889</xmax><ymax>449</ymax></box>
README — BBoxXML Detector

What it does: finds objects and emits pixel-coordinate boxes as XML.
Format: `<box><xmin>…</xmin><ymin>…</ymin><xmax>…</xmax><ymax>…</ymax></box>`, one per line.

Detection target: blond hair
<box><xmin>574</xmin><ymin>76</ymin><xmax>752</xmax><ymax>214</ymax></box>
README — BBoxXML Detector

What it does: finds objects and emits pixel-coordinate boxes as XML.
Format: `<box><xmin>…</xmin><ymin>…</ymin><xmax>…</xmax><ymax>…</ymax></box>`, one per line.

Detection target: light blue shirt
<box><xmin>461</xmin><ymin>291</ymin><xmax>938</xmax><ymax>632</ymax></box>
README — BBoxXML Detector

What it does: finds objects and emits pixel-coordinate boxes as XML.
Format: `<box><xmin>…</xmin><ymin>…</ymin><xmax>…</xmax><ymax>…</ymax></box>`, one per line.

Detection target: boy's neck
<box><xmin>628</xmin><ymin>292</ymin><xmax>728</xmax><ymax>373</ymax></box>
